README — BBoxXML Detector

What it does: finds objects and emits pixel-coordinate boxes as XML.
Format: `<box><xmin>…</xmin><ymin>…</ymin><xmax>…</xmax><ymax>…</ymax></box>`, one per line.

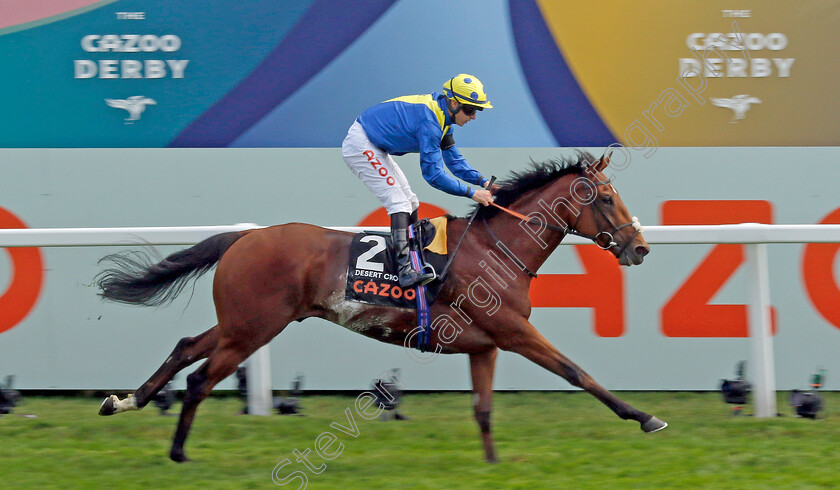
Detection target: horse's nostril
<box><xmin>636</xmin><ymin>245</ymin><xmax>650</xmax><ymax>257</ymax></box>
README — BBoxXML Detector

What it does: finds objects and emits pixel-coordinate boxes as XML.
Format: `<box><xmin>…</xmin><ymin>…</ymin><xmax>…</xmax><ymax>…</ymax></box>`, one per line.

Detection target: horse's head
<box><xmin>570</xmin><ymin>152</ymin><xmax>650</xmax><ymax>266</ymax></box>
<box><xmin>475</xmin><ymin>152</ymin><xmax>649</xmax><ymax>267</ymax></box>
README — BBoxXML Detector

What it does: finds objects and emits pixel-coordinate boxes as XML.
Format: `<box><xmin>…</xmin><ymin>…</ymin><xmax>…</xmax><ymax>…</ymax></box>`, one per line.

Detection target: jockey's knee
<box><xmin>386</xmin><ymin>203</ymin><xmax>413</xmax><ymax>216</ymax></box>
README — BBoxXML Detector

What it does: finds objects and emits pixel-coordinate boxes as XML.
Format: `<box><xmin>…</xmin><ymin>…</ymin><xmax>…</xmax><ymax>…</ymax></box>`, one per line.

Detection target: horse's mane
<box><xmin>466</xmin><ymin>150</ymin><xmax>597</xmax><ymax>220</ymax></box>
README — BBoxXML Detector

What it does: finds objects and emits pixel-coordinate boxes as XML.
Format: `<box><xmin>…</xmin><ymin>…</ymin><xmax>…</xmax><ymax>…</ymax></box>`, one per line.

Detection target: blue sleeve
<box><xmin>442</xmin><ymin>145</ymin><xmax>486</xmax><ymax>187</ymax></box>
<box><xmin>418</xmin><ymin>123</ymin><xmax>473</xmax><ymax>197</ymax></box>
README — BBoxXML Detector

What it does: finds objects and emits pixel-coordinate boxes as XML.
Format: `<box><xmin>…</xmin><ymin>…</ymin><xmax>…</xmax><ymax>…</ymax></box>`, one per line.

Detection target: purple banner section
<box><xmin>170</xmin><ymin>0</ymin><xmax>396</xmax><ymax>147</ymax></box>
<box><xmin>508</xmin><ymin>0</ymin><xmax>614</xmax><ymax>146</ymax></box>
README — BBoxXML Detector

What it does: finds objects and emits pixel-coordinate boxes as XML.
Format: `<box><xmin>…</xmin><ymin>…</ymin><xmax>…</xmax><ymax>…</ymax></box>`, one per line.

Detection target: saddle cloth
<box><xmin>345</xmin><ymin>217</ymin><xmax>447</xmax><ymax>308</ymax></box>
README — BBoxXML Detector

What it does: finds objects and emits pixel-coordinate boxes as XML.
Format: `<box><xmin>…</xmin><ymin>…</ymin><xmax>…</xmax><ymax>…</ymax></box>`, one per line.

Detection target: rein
<box><xmin>489</xmin><ymin>202</ymin><xmax>564</xmax><ymax>232</ymax></box>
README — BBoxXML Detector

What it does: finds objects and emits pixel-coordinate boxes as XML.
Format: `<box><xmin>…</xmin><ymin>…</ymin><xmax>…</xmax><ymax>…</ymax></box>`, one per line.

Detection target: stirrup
<box><xmin>418</xmin><ymin>263</ymin><xmax>437</xmax><ymax>285</ymax></box>
<box><xmin>399</xmin><ymin>269</ymin><xmax>435</xmax><ymax>288</ymax></box>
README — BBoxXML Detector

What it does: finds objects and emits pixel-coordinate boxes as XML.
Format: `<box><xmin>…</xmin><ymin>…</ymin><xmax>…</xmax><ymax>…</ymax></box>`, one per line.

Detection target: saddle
<box><xmin>345</xmin><ymin>217</ymin><xmax>447</xmax><ymax>309</ymax></box>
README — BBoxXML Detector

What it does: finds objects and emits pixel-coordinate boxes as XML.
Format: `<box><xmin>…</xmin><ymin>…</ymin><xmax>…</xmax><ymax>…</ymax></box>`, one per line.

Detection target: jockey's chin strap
<box><xmin>488</xmin><ymin>201</ymin><xmax>644</xmax><ymax>256</ymax></box>
<box><xmin>448</xmin><ymin>99</ymin><xmax>467</xmax><ymax>123</ymax></box>
<box><xmin>447</xmin><ymin>80</ymin><xmax>463</xmax><ymax>119</ymax></box>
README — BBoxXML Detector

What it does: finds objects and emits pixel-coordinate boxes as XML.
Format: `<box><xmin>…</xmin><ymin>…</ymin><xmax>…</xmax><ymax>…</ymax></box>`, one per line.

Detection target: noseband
<box><xmin>566</xmin><ymin>203</ymin><xmax>643</xmax><ymax>256</ymax></box>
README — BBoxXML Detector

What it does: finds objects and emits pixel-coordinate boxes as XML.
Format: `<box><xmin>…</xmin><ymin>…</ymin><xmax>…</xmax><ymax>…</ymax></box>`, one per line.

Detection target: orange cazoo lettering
<box><xmin>660</xmin><ymin>200</ymin><xmax>777</xmax><ymax>337</ymax></box>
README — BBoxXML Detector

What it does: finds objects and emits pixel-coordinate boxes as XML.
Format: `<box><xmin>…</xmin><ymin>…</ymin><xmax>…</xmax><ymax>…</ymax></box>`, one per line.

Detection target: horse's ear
<box><xmin>591</xmin><ymin>150</ymin><xmax>612</xmax><ymax>172</ymax></box>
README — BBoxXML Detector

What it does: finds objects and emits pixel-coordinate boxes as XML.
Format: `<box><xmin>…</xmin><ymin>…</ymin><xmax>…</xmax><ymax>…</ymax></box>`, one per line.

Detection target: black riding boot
<box><xmin>391</xmin><ymin>212</ymin><xmax>434</xmax><ymax>288</ymax></box>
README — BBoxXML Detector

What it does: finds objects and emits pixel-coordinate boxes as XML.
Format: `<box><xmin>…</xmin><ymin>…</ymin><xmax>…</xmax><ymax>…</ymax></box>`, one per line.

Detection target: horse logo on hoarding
<box><xmin>105</xmin><ymin>96</ymin><xmax>157</xmax><ymax>123</ymax></box>
<box><xmin>711</xmin><ymin>94</ymin><xmax>761</xmax><ymax>123</ymax></box>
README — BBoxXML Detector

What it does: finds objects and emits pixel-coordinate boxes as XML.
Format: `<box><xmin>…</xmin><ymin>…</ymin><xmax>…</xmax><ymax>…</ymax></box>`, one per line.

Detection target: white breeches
<box><xmin>342</xmin><ymin>121</ymin><xmax>419</xmax><ymax>215</ymax></box>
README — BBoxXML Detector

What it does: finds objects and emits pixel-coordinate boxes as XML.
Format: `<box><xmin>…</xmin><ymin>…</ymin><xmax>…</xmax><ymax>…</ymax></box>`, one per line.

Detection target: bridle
<box><xmin>488</xmin><ymin>177</ymin><xmax>644</xmax><ymax>257</ymax></box>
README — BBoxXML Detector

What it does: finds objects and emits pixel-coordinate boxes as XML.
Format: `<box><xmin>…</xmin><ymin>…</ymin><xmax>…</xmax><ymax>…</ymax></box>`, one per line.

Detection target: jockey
<box><xmin>342</xmin><ymin>74</ymin><xmax>495</xmax><ymax>288</ymax></box>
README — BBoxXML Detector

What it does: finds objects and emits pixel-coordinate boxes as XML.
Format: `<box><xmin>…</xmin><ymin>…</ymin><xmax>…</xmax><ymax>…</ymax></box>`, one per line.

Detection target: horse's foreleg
<box><xmin>169</xmin><ymin>342</ymin><xmax>247</xmax><ymax>463</ymax></box>
<box><xmin>469</xmin><ymin>348</ymin><xmax>499</xmax><ymax>463</ymax></box>
<box><xmin>505</xmin><ymin>320</ymin><xmax>667</xmax><ymax>433</ymax></box>
<box><xmin>99</xmin><ymin>326</ymin><xmax>218</xmax><ymax>416</ymax></box>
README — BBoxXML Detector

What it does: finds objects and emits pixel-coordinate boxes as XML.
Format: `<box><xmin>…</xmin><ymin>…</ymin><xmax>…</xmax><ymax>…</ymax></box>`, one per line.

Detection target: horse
<box><xmin>95</xmin><ymin>151</ymin><xmax>666</xmax><ymax>463</ymax></box>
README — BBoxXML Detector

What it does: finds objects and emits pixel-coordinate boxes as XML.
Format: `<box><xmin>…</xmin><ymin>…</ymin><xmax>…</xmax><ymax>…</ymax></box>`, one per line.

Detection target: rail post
<box><xmin>246</xmin><ymin>345</ymin><xmax>273</xmax><ymax>415</ymax></box>
<box><xmin>745</xmin><ymin>243</ymin><xmax>777</xmax><ymax>417</ymax></box>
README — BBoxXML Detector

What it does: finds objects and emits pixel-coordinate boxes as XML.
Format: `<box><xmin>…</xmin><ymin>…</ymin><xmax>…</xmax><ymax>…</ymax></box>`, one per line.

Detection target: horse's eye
<box><xmin>602</xmin><ymin>196</ymin><xmax>614</xmax><ymax>205</ymax></box>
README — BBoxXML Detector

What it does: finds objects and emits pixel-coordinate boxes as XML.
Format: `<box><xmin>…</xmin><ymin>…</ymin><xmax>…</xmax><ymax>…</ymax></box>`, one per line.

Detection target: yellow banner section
<box><xmin>537</xmin><ymin>0</ymin><xmax>840</xmax><ymax>146</ymax></box>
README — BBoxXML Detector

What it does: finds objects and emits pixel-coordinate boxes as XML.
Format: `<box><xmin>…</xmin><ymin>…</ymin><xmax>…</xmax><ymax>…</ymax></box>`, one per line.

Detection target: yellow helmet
<box><xmin>442</xmin><ymin>74</ymin><xmax>493</xmax><ymax>109</ymax></box>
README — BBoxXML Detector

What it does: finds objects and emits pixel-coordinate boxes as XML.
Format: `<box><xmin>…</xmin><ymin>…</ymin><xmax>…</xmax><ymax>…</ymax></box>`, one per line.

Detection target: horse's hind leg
<box><xmin>134</xmin><ymin>326</ymin><xmax>219</xmax><ymax>406</ymax></box>
<box><xmin>169</xmin><ymin>340</ymin><xmax>250</xmax><ymax>462</ymax></box>
<box><xmin>99</xmin><ymin>326</ymin><xmax>218</xmax><ymax>416</ymax></box>
<box><xmin>505</xmin><ymin>319</ymin><xmax>667</xmax><ymax>433</ymax></box>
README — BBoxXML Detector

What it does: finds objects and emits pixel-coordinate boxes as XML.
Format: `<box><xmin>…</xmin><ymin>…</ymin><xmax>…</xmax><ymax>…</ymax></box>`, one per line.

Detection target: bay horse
<box><xmin>95</xmin><ymin>151</ymin><xmax>667</xmax><ymax>463</ymax></box>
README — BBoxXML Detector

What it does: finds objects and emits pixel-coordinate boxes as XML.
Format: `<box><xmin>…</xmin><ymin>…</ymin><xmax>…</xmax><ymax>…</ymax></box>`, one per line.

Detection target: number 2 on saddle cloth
<box><xmin>344</xmin><ymin>218</ymin><xmax>447</xmax><ymax>351</ymax></box>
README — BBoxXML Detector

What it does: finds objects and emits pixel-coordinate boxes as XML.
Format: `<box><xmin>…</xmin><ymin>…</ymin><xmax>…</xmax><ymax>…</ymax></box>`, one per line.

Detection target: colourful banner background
<box><xmin>1</xmin><ymin>0</ymin><xmax>837</xmax><ymax>147</ymax></box>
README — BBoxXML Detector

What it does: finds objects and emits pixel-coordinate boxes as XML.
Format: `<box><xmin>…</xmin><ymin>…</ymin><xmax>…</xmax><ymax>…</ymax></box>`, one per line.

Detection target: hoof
<box><xmin>641</xmin><ymin>415</ymin><xmax>668</xmax><ymax>433</ymax></box>
<box><xmin>99</xmin><ymin>395</ymin><xmax>118</xmax><ymax>416</ymax></box>
<box><xmin>170</xmin><ymin>449</ymin><xmax>191</xmax><ymax>463</ymax></box>
<box><xmin>98</xmin><ymin>393</ymin><xmax>137</xmax><ymax>415</ymax></box>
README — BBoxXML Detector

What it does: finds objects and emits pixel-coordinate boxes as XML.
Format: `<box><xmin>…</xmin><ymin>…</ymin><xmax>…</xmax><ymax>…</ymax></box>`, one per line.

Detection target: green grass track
<box><xmin>1</xmin><ymin>392</ymin><xmax>838</xmax><ymax>488</ymax></box>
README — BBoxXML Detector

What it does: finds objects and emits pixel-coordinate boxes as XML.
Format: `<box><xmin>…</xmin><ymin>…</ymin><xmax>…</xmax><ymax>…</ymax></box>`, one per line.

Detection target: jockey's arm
<box><xmin>417</xmin><ymin>124</ymin><xmax>475</xmax><ymax>197</ymax></box>
<box><xmin>442</xmin><ymin>145</ymin><xmax>488</xmax><ymax>189</ymax></box>
<box><xmin>419</xmin><ymin>150</ymin><xmax>474</xmax><ymax>197</ymax></box>
<box><xmin>419</xmin><ymin>154</ymin><xmax>493</xmax><ymax>205</ymax></box>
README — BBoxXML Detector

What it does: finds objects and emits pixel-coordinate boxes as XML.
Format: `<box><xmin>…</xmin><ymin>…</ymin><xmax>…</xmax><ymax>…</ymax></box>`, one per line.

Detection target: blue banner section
<box><xmin>170</xmin><ymin>0</ymin><xmax>396</xmax><ymax>147</ymax></box>
<box><xmin>230</xmin><ymin>0</ymin><xmax>555</xmax><ymax>149</ymax></box>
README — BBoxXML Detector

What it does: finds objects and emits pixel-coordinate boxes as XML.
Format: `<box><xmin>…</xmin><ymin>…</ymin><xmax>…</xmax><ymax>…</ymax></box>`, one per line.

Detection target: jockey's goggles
<box><xmin>461</xmin><ymin>104</ymin><xmax>483</xmax><ymax>116</ymax></box>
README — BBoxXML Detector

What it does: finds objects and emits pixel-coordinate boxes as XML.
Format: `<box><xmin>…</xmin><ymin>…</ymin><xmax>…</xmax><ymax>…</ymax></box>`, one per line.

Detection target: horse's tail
<box><xmin>95</xmin><ymin>231</ymin><xmax>244</xmax><ymax>307</ymax></box>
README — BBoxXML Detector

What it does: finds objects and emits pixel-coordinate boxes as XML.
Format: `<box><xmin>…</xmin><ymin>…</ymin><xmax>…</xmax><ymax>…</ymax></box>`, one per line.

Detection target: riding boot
<box><xmin>391</xmin><ymin>212</ymin><xmax>435</xmax><ymax>288</ymax></box>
